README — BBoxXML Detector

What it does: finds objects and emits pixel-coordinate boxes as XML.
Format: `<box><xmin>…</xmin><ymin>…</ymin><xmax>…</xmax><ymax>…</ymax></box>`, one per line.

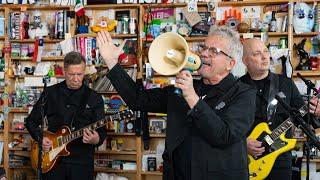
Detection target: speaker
<box><xmin>148</xmin><ymin>32</ymin><xmax>201</xmax><ymax>75</ymax></box>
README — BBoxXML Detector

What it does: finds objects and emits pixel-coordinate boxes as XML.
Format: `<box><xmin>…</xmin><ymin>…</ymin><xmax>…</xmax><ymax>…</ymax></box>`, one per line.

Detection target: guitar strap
<box><xmin>266</xmin><ymin>73</ymin><xmax>280</xmax><ymax>123</ymax></box>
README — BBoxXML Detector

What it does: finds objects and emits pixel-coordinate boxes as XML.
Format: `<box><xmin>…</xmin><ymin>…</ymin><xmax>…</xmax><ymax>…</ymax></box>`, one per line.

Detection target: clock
<box><xmin>126</xmin><ymin>121</ymin><xmax>134</xmax><ymax>133</ymax></box>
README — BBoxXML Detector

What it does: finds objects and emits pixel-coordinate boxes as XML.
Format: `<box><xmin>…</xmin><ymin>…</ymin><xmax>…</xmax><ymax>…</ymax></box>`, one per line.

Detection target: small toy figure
<box><xmin>293</xmin><ymin>3</ymin><xmax>315</xmax><ymax>33</ymax></box>
<box><xmin>294</xmin><ymin>38</ymin><xmax>311</xmax><ymax>70</ymax></box>
<box><xmin>91</xmin><ymin>16</ymin><xmax>117</xmax><ymax>33</ymax></box>
<box><xmin>76</xmin><ymin>14</ymin><xmax>89</xmax><ymax>34</ymax></box>
<box><xmin>28</xmin><ymin>11</ymin><xmax>49</xmax><ymax>39</ymax></box>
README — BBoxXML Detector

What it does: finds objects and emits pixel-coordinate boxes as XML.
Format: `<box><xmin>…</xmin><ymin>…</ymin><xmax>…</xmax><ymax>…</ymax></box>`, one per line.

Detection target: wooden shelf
<box><xmin>293</xmin><ymin>32</ymin><xmax>319</xmax><ymax>37</ymax></box>
<box><xmin>292</xmin><ymin>71</ymin><xmax>320</xmax><ymax>77</ymax></box>
<box><xmin>302</xmin><ymin>158</ymin><xmax>320</xmax><ymax>163</ymax></box>
<box><xmin>0</xmin><ymin>36</ymin><xmax>4</xmax><ymax>40</ymax></box>
<box><xmin>75</xmin><ymin>33</ymin><xmax>138</xmax><ymax>38</ymax></box>
<box><xmin>8</xmin><ymin>147</ymin><xmax>29</xmax><ymax>151</ymax></box>
<box><xmin>141</xmin><ymin>2</ymin><xmax>208</xmax><ymax>8</ymax></box>
<box><xmin>14</xmin><ymin>75</ymin><xmax>65</xmax><ymax>79</ymax></box>
<box><xmin>9</xmin><ymin>130</ymin><xmax>29</xmax><ymax>133</ymax></box>
<box><xmin>94</xmin><ymin>64</ymin><xmax>137</xmax><ymax>69</ymax></box>
<box><xmin>9</xmin><ymin>108</ymin><xmax>29</xmax><ymax>113</ymax></box>
<box><xmin>219</xmin><ymin>0</ymin><xmax>290</xmax><ymax>6</ymax></box>
<box><xmin>240</xmin><ymin>32</ymin><xmax>288</xmax><ymax>37</ymax></box>
<box><xmin>3</xmin><ymin>5</ymin><xmax>71</xmax><ymax>10</ymax></box>
<box><xmin>148</xmin><ymin>113</ymin><xmax>167</xmax><ymax>117</ymax></box>
<box><xmin>107</xmin><ymin>132</ymin><xmax>136</xmax><ymax>136</ymax></box>
<box><xmin>9</xmin><ymin>39</ymin><xmax>63</xmax><ymax>43</ymax></box>
<box><xmin>150</xmin><ymin>133</ymin><xmax>166</xmax><ymax>138</ymax></box>
<box><xmin>10</xmin><ymin>56</ymin><xmax>64</xmax><ymax>61</ymax></box>
<box><xmin>95</xmin><ymin>150</ymin><xmax>137</xmax><ymax>155</ymax></box>
<box><xmin>143</xmin><ymin>36</ymin><xmax>205</xmax><ymax>42</ymax></box>
<box><xmin>84</xmin><ymin>4</ymin><xmax>139</xmax><ymax>9</ymax></box>
<box><xmin>8</xmin><ymin>166</ymin><xmax>32</xmax><ymax>169</ymax></box>
<box><xmin>141</xmin><ymin>171</ymin><xmax>163</xmax><ymax>175</ymax></box>
<box><xmin>94</xmin><ymin>168</ymin><xmax>136</xmax><ymax>173</ymax></box>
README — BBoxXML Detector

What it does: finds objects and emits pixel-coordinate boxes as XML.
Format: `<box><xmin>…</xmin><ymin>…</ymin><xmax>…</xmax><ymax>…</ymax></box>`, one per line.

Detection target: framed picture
<box><xmin>149</xmin><ymin>118</ymin><xmax>166</xmax><ymax>133</ymax></box>
<box><xmin>111</xmin><ymin>139</ymin><xmax>118</xmax><ymax>151</ymax></box>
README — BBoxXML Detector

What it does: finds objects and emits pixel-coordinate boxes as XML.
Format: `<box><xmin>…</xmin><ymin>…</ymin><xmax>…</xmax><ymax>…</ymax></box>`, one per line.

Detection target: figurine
<box><xmin>294</xmin><ymin>38</ymin><xmax>311</xmax><ymax>70</ymax></box>
<box><xmin>90</xmin><ymin>16</ymin><xmax>117</xmax><ymax>33</ymax></box>
<box><xmin>293</xmin><ymin>3</ymin><xmax>315</xmax><ymax>33</ymax></box>
<box><xmin>28</xmin><ymin>11</ymin><xmax>49</xmax><ymax>39</ymax></box>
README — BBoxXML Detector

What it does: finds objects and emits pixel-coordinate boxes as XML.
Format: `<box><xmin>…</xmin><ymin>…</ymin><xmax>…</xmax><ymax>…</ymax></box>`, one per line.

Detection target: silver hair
<box><xmin>208</xmin><ymin>26</ymin><xmax>246</xmax><ymax>77</ymax></box>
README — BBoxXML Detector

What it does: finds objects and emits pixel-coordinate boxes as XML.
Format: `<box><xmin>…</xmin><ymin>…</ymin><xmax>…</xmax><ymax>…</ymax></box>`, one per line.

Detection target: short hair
<box><xmin>64</xmin><ymin>51</ymin><xmax>86</xmax><ymax>68</ymax></box>
<box><xmin>208</xmin><ymin>26</ymin><xmax>245</xmax><ymax>77</ymax></box>
<box><xmin>208</xmin><ymin>26</ymin><xmax>243</xmax><ymax>63</ymax></box>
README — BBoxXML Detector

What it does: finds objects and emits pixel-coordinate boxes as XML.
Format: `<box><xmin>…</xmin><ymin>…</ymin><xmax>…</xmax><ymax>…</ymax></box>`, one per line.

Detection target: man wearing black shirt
<box><xmin>97</xmin><ymin>26</ymin><xmax>256</xmax><ymax>179</ymax></box>
<box><xmin>240</xmin><ymin>38</ymin><xmax>306</xmax><ymax>180</ymax></box>
<box><xmin>26</xmin><ymin>52</ymin><xmax>107</xmax><ymax>180</ymax></box>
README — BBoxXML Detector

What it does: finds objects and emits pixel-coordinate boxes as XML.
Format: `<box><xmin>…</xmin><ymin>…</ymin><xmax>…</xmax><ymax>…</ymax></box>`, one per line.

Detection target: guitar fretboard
<box><xmin>269</xmin><ymin>102</ymin><xmax>309</xmax><ymax>140</ymax></box>
<box><xmin>60</xmin><ymin>112</ymin><xmax>131</xmax><ymax>145</ymax></box>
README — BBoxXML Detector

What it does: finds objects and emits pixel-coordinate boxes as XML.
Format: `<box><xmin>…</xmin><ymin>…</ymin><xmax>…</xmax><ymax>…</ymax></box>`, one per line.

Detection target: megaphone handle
<box><xmin>174</xmin><ymin>69</ymin><xmax>193</xmax><ymax>96</ymax></box>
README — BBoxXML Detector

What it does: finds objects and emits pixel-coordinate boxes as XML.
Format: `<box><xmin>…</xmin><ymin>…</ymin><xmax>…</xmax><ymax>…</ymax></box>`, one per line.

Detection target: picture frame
<box><xmin>149</xmin><ymin>118</ymin><xmax>166</xmax><ymax>134</ymax></box>
<box><xmin>111</xmin><ymin>139</ymin><xmax>118</xmax><ymax>151</ymax></box>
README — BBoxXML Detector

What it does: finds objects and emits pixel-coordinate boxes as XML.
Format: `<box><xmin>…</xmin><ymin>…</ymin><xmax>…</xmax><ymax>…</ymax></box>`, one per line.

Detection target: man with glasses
<box><xmin>97</xmin><ymin>26</ymin><xmax>256</xmax><ymax>179</ymax></box>
<box><xmin>26</xmin><ymin>51</ymin><xmax>107</xmax><ymax>179</ymax></box>
<box><xmin>240</xmin><ymin>38</ymin><xmax>307</xmax><ymax>180</ymax></box>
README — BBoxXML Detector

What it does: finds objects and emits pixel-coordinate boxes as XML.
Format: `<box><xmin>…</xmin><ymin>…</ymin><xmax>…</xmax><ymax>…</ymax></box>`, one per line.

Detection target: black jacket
<box><xmin>25</xmin><ymin>81</ymin><xmax>106</xmax><ymax>165</ymax></box>
<box><xmin>240</xmin><ymin>73</ymin><xmax>305</xmax><ymax>168</ymax></box>
<box><xmin>107</xmin><ymin>64</ymin><xmax>256</xmax><ymax>180</ymax></box>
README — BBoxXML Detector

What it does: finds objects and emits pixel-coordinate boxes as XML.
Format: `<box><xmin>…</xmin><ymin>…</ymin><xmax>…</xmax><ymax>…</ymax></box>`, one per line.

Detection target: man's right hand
<box><xmin>42</xmin><ymin>137</ymin><xmax>52</xmax><ymax>152</ymax></box>
<box><xmin>247</xmin><ymin>138</ymin><xmax>265</xmax><ymax>157</ymax></box>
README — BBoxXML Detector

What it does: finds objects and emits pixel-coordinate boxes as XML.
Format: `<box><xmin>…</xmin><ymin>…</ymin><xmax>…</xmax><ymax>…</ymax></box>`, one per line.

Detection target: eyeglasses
<box><xmin>251</xmin><ymin>49</ymin><xmax>270</xmax><ymax>57</ymax></box>
<box><xmin>197</xmin><ymin>44</ymin><xmax>233</xmax><ymax>59</ymax></box>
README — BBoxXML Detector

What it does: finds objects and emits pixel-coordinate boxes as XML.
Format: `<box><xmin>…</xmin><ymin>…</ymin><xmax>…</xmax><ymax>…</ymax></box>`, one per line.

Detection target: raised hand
<box><xmin>96</xmin><ymin>31</ymin><xmax>123</xmax><ymax>69</ymax></box>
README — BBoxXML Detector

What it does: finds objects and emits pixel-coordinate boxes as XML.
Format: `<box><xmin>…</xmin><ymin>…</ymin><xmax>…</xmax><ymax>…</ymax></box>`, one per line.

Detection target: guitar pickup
<box><xmin>264</xmin><ymin>135</ymin><xmax>274</xmax><ymax>145</ymax></box>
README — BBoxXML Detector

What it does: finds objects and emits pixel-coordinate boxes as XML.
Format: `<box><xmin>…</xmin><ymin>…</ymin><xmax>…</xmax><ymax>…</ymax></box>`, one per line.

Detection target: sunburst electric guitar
<box><xmin>248</xmin><ymin>101</ymin><xmax>310</xmax><ymax>179</ymax></box>
<box><xmin>30</xmin><ymin>109</ymin><xmax>134</xmax><ymax>173</ymax></box>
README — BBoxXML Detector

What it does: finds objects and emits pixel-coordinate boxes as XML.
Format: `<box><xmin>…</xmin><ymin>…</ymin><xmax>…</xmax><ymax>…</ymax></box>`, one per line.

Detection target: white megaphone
<box><xmin>148</xmin><ymin>32</ymin><xmax>201</xmax><ymax>76</ymax></box>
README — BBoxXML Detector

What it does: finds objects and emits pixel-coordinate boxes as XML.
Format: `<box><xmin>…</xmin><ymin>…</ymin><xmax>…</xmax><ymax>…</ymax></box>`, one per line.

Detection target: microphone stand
<box><xmin>37</xmin><ymin>76</ymin><xmax>50</xmax><ymax>180</ymax></box>
<box><xmin>297</xmin><ymin>73</ymin><xmax>317</xmax><ymax>180</ymax></box>
<box><xmin>275</xmin><ymin>95</ymin><xmax>320</xmax><ymax>180</ymax></box>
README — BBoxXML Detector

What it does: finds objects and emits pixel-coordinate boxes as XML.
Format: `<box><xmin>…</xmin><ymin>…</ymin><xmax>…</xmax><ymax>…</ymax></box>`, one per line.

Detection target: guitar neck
<box><xmin>270</xmin><ymin>102</ymin><xmax>309</xmax><ymax>140</ymax></box>
<box><xmin>62</xmin><ymin>113</ymin><xmax>121</xmax><ymax>144</ymax></box>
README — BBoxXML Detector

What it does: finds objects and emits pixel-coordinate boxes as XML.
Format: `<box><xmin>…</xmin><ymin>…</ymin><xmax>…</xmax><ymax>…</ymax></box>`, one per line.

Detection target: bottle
<box><xmin>129</xmin><ymin>18</ymin><xmax>136</xmax><ymax>34</ymax></box>
<box><xmin>269</xmin><ymin>11</ymin><xmax>277</xmax><ymax>32</ymax></box>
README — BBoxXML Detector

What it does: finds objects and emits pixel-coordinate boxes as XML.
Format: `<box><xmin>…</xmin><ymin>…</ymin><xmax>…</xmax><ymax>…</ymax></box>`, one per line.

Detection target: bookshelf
<box><xmin>0</xmin><ymin>0</ymin><xmax>319</xmax><ymax>179</ymax></box>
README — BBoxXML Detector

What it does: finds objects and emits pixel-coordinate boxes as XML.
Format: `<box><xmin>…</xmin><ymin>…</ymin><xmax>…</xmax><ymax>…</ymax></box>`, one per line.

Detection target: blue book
<box><xmin>0</xmin><ymin>15</ymin><xmax>4</xmax><ymax>36</ymax></box>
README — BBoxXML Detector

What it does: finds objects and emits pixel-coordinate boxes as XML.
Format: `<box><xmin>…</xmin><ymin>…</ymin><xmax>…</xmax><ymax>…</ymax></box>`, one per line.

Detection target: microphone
<box><xmin>297</xmin><ymin>73</ymin><xmax>318</xmax><ymax>93</ymax></box>
<box><xmin>274</xmin><ymin>92</ymin><xmax>291</xmax><ymax>115</ymax></box>
<box><xmin>275</xmin><ymin>92</ymin><xmax>320</xmax><ymax>150</ymax></box>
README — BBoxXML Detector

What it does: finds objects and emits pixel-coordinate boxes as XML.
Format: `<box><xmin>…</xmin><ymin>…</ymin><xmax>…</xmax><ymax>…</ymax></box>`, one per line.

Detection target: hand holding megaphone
<box><xmin>97</xmin><ymin>31</ymin><xmax>125</xmax><ymax>69</ymax></box>
<box><xmin>148</xmin><ymin>32</ymin><xmax>202</xmax><ymax>95</ymax></box>
<box><xmin>175</xmin><ymin>70</ymin><xmax>198</xmax><ymax>100</ymax></box>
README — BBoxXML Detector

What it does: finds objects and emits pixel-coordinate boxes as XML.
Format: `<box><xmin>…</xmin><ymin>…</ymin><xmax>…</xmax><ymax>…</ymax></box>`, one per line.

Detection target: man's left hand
<box><xmin>83</xmin><ymin>128</ymin><xmax>100</xmax><ymax>145</ymax></box>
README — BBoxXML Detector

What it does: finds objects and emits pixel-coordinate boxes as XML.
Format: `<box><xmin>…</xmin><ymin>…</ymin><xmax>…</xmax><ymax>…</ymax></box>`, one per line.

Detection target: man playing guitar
<box><xmin>26</xmin><ymin>51</ymin><xmax>107</xmax><ymax>180</ymax></box>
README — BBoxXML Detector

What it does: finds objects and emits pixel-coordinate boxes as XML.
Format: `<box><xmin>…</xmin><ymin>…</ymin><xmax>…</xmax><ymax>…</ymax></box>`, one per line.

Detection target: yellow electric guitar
<box><xmin>30</xmin><ymin>109</ymin><xmax>134</xmax><ymax>173</ymax></box>
<box><xmin>248</xmin><ymin>102</ymin><xmax>310</xmax><ymax>179</ymax></box>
